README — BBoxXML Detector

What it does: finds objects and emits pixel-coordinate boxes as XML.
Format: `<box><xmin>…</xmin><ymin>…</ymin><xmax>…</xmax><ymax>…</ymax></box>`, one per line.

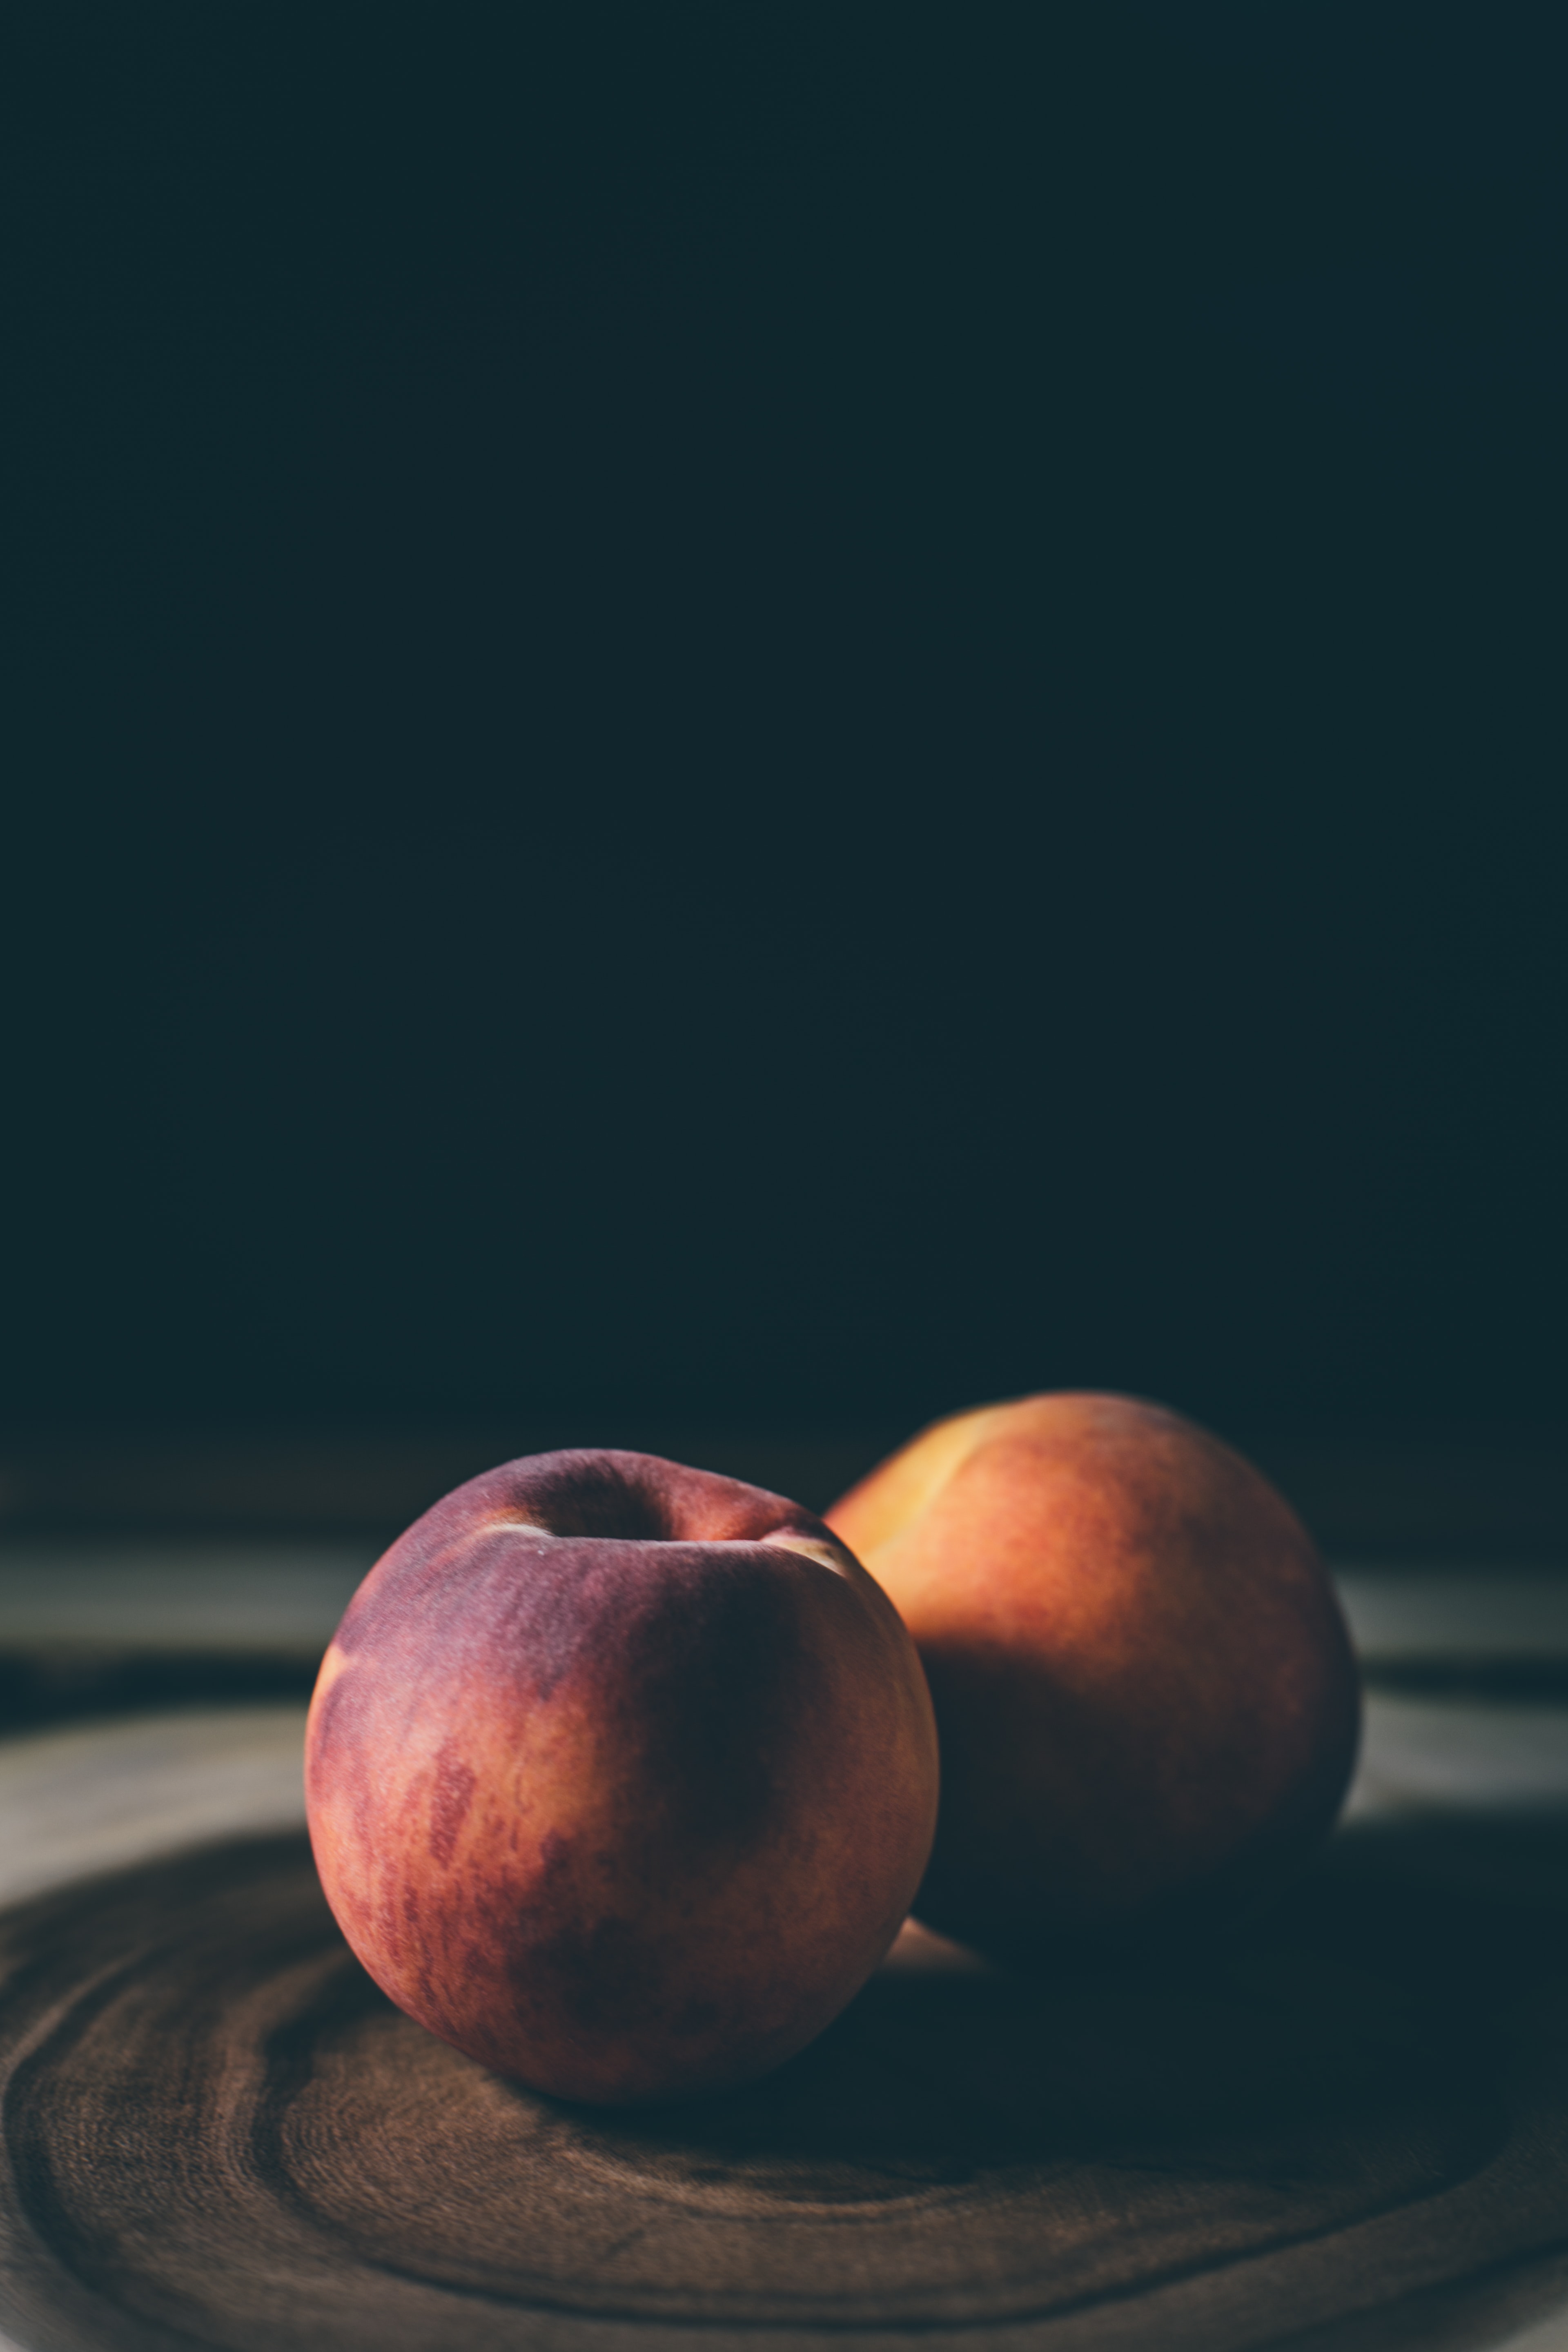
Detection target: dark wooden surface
<box><xmin>0</xmin><ymin>1826</ymin><xmax>1564</xmax><ymax>2352</ymax></box>
<box><xmin>5</xmin><ymin>1570</ymin><xmax>1568</xmax><ymax>2350</ymax></box>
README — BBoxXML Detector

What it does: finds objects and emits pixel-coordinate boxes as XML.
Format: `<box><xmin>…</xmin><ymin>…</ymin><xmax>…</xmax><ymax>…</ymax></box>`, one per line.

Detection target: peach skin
<box><xmin>306</xmin><ymin>1449</ymin><xmax>938</xmax><ymax>2104</ymax></box>
<box><xmin>827</xmin><ymin>1394</ymin><xmax>1359</xmax><ymax>1969</ymax></box>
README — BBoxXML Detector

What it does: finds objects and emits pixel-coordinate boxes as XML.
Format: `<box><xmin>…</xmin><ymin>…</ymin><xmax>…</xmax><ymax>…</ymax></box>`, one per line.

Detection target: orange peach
<box><xmin>306</xmin><ymin>1449</ymin><xmax>938</xmax><ymax>2104</ymax></box>
<box><xmin>826</xmin><ymin>1394</ymin><xmax>1359</xmax><ymax>1968</ymax></box>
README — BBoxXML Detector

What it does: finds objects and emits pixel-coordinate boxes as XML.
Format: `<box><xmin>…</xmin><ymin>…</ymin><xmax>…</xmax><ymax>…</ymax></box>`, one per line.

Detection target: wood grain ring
<box><xmin>2</xmin><ymin>1827</ymin><xmax>1568</xmax><ymax>2350</ymax></box>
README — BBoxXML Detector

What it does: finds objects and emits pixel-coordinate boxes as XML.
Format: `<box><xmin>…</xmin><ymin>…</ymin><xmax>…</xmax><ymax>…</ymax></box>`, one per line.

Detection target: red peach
<box><xmin>826</xmin><ymin>1394</ymin><xmax>1359</xmax><ymax>1968</ymax></box>
<box><xmin>305</xmin><ymin>1449</ymin><xmax>938</xmax><ymax>2104</ymax></box>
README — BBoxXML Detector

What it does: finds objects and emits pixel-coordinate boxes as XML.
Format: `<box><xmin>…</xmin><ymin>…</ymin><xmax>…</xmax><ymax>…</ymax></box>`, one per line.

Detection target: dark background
<box><xmin>4</xmin><ymin>3</ymin><xmax>1563</xmax><ymax>1537</ymax></box>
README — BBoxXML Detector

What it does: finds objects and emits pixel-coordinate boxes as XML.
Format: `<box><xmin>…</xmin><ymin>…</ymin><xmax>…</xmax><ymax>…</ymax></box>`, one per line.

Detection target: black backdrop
<box><xmin>4</xmin><ymin>2</ymin><xmax>1564</xmax><ymax>1446</ymax></box>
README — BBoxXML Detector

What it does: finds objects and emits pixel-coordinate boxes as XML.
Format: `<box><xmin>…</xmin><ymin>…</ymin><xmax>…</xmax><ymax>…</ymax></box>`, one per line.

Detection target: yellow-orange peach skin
<box><xmin>306</xmin><ymin>1449</ymin><xmax>938</xmax><ymax>2104</ymax></box>
<box><xmin>827</xmin><ymin>1394</ymin><xmax>1360</xmax><ymax>1968</ymax></box>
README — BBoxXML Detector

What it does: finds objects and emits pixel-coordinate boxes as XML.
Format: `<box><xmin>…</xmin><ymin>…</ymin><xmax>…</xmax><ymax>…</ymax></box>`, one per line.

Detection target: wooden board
<box><xmin>5</xmin><ymin>1699</ymin><xmax>1568</xmax><ymax>2350</ymax></box>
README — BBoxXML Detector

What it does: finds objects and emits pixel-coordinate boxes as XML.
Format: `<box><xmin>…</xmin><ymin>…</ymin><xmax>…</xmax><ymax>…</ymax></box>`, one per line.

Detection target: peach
<box><xmin>305</xmin><ymin>1449</ymin><xmax>938</xmax><ymax>2104</ymax></box>
<box><xmin>826</xmin><ymin>1394</ymin><xmax>1359</xmax><ymax>1968</ymax></box>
